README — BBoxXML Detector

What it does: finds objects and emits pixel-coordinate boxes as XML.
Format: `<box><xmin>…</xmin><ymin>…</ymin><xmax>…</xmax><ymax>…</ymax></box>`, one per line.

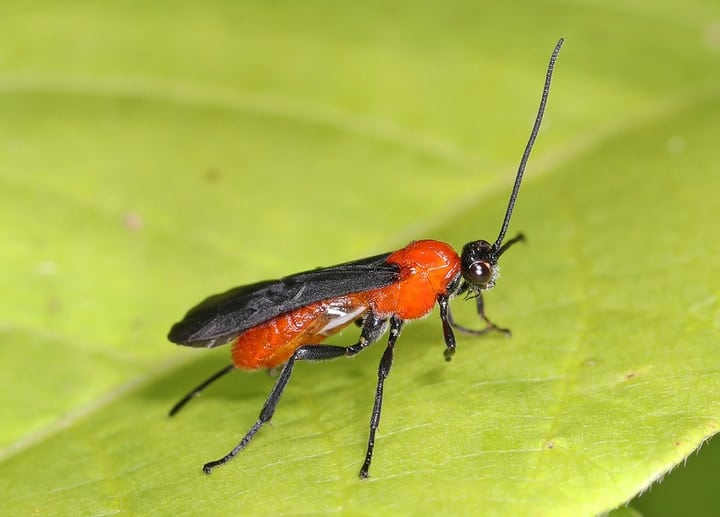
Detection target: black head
<box><xmin>460</xmin><ymin>38</ymin><xmax>563</xmax><ymax>293</ymax></box>
<box><xmin>461</xmin><ymin>240</ymin><xmax>496</xmax><ymax>290</ymax></box>
<box><xmin>460</xmin><ymin>234</ymin><xmax>526</xmax><ymax>291</ymax></box>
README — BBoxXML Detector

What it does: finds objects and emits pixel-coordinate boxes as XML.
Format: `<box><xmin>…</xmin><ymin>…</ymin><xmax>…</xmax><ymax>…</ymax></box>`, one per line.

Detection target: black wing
<box><xmin>168</xmin><ymin>252</ymin><xmax>399</xmax><ymax>348</ymax></box>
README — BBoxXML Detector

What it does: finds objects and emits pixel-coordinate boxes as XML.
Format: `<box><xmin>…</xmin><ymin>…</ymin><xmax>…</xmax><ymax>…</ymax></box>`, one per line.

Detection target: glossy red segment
<box><xmin>231</xmin><ymin>240</ymin><xmax>461</xmax><ymax>370</ymax></box>
<box><xmin>374</xmin><ymin>240</ymin><xmax>461</xmax><ymax>319</ymax></box>
<box><xmin>231</xmin><ymin>295</ymin><xmax>369</xmax><ymax>369</ymax></box>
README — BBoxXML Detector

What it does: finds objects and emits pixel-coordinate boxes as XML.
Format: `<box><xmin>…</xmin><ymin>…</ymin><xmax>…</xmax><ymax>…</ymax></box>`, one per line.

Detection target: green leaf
<box><xmin>2</xmin><ymin>1</ymin><xmax>719</xmax><ymax>515</ymax></box>
<box><xmin>633</xmin><ymin>433</ymin><xmax>720</xmax><ymax>515</ymax></box>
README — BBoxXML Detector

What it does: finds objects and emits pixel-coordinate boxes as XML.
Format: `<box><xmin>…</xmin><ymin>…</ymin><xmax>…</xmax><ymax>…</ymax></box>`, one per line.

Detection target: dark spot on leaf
<box><xmin>203</xmin><ymin>167</ymin><xmax>222</xmax><ymax>183</ymax></box>
<box><xmin>46</xmin><ymin>297</ymin><xmax>62</xmax><ymax>314</ymax></box>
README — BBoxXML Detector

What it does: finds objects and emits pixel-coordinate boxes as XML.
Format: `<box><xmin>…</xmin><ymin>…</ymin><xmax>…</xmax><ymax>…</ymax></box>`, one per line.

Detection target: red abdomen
<box><xmin>232</xmin><ymin>240</ymin><xmax>461</xmax><ymax>370</ymax></box>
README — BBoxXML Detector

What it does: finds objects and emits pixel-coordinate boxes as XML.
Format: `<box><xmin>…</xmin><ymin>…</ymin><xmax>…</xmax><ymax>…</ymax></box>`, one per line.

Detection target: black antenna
<box><xmin>493</xmin><ymin>38</ymin><xmax>564</xmax><ymax>251</ymax></box>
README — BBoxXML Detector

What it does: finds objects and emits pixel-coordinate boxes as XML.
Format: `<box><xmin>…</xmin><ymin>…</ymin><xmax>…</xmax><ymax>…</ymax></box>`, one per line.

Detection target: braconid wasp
<box><xmin>168</xmin><ymin>38</ymin><xmax>564</xmax><ymax>479</ymax></box>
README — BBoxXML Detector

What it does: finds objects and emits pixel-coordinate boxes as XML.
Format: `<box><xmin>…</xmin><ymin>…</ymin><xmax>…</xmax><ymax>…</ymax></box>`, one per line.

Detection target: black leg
<box><xmin>202</xmin><ymin>314</ymin><xmax>387</xmax><ymax>474</ymax></box>
<box><xmin>450</xmin><ymin>292</ymin><xmax>511</xmax><ymax>337</ymax></box>
<box><xmin>169</xmin><ymin>364</ymin><xmax>235</xmax><ymax>417</ymax></box>
<box><xmin>359</xmin><ymin>316</ymin><xmax>404</xmax><ymax>479</ymax></box>
<box><xmin>437</xmin><ymin>295</ymin><xmax>456</xmax><ymax>361</ymax></box>
<box><xmin>346</xmin><ymin>313</ymin><xmax>387</xmax><ymax>356</ymax></box>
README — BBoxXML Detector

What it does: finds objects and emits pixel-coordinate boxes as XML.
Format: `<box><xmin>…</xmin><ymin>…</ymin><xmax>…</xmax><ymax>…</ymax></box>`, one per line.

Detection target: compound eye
<box><xmin>465</xmin><ymin>260</ymin><xmax>493</xmax><ymax>287</ymax></box>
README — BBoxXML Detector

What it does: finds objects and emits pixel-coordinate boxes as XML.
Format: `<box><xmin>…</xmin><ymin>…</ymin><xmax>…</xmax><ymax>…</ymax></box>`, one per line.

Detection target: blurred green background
<box><xmin>1</xmin><ymin>1</ymin><xmax>719</xmax><ymax>515</ymax></box>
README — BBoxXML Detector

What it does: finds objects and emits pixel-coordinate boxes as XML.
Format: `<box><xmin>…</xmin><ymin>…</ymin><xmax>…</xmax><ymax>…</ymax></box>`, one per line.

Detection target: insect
<box><xmin>168</xmin><ymin>38</ymin><xmax>563</xmax><ymax>479</ymax></box>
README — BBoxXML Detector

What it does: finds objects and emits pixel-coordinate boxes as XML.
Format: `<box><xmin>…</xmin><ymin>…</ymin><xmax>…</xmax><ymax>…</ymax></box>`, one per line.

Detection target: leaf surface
<box><xmin>1</xmin><ymin>1</ymin><xmax>719</xmax><ymax>515</ymax></box>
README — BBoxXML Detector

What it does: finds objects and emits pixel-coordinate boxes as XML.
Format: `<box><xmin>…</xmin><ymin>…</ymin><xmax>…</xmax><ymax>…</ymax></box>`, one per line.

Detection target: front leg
<box><xmin>440</xmin><ymin>293</ymin><xmax>508</xmax><ymax>362</ymax></box>
<box><xmin>465</xmin><ymin>292</ymin><xmax>511</xmax><ymax>336</ymax></box>
<box><xmin>437</xmin><ymin>294</ymin><xmax>456</xmax><ymax>361</ymax></box>
<box><xmin>438</xmin><ymin>292</ymin><xmax>511</xmax><ymax>362</ymax></box>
